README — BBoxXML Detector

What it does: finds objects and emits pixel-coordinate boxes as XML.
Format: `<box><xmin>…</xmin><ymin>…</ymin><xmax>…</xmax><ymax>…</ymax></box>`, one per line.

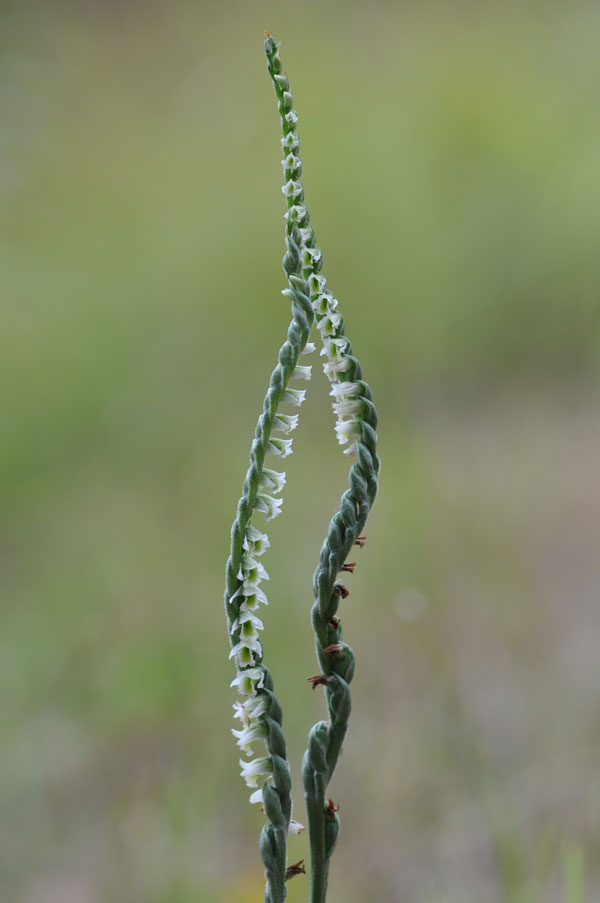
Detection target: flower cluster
<box><xmin>308</xmin><ymin>273</ymin><xmax>363</xmax><ymax>455</ymax></box>
<box><xmin>228</xmin><ymin>359</ymin><xmax>312</xmax><ymax>805</ymax></box>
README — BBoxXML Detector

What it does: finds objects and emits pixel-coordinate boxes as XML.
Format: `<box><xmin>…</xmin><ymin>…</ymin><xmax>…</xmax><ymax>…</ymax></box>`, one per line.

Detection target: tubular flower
<box><xmin>240</xmin><ymin>756</ymin><xmax>274</xmax><ymax>788</ymax></box>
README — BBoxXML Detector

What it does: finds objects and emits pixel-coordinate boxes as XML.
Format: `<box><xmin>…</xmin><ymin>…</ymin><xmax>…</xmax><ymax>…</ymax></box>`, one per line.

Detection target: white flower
<box><xmin>303</xmin><ymin>246</ymin><xmax>322</xmax><ymax>267</ymax></box>
<box><xmin>260</xmin><ymin>467</ymin><xmax>286</xmax><ymax>494</ymax></box>
<box><xmin>255</xmin><ymin>492</ymin><xmax>284</xmax><ymax>521</ymax></box>
<box><xmin>318</xmin><ymin>312</ymin><xmax>342</xmax><ymax>337</ymax></box>
<box><xmin>281</xmin><ymin>132</ymin><xmax>300</xmax><ymax>151</ymax></box>
<box><xmin>284</xmin><ymin>110</ymin><xmax>298</xmax><ymax>126</ymax></box>
<box><xmin>292</xmin><ymin>364</ymin><xmax>312</xmax><ymax>381</ymax></box>
<box><xmin>315</xmin><ymin>291</ymin><xmax>338</xmax><ymax>314</ymax></box>
<box><xmin>288</xmin><ymin>819</ymin><xmax>305</xmax><ymax>835</ymax></box>
<box><xmin>239</xmin><ymin>756</ymin><xmax>273</xmax><ymax>788</ymax></box>
<box><xmin>282</xmin><ymin>153</ymin><xmax>302</xmax><ymax>174</ymax></box>
<box><xmin>330</xmin><ymin>381</ymin><xmax>359</xmax><ymax>401</ymax></box>
<box><xmin>231</xmin><ymin>608</ymin><xmax>264</xmax><ymax>634</ymax></box>
<box><xmin>229</xmin><ymin>634</ymin><xmax>262</xmax><ymax>667</ymax></box>
<box><xmin>281</xmin><ymin>179</ymin><xmax>303</xmax><ymax>199</ymax></box>
<box><xmin>230</xmin><ymin>668</ymin><xmax>265</xmax><ymax>696</ymax></box>
<box><xmin>266</xmin><ymin>437</ymin><xmax>293</xmax><ymax>458</ymax></box>
<box><xmin>335</xmin><ymin>419</ymin><xmax>361</xmax><ymax>445</ymax></box>
<box><xmin>272</xmin><ymin>413</ymin><xmax>298</xmax><ymax>434</ymax></box>
<box><xmin>233</xmin><ymin>695</ymin><xmax>268</xmax><ymax>725</ymax></box>
<box><xmin>320</xmin><ymin>337</ymin><xmax>348</xmax><ymax>360</ymax></box>
<box><xmin>333</xmin><ymin>398</ymin><xmax>362</xmax><ymax>418</ymax></box>
<box><xmin>323</xmin><ymin>357</ymin><xmax>350</xmax><ymax>380</ymax></box>
<box><xmin>238</xmin><ymin>557</ymin><xmax>269</xmax><ymax>585</ymax></box>
<box><xmin>232</xmin><ymin>720</ymin><xmax>268</xmax><ymax>756</ymax></box>
<box><xmin>284</xmin><ymin>204</ymin><xmax>308</xmax><ymax>224</ymax></box>
<box><xmin>308</xmin><ymin>273</ymin><xmax>327</xmax><ymax>296</ymax></box>
<box><xmin>243</xmin><ymin>587</ymin><xmax>269</xmax><ymax>609</ymax></box>
<box><xmin>299</xmin><ymin>227</ymin><xmax>314</xmax><ymax>245</ymax></box>
<box><xmin>243</xmin><ymin>526</ymin><xmax>270</xmax><ymax>556</ymax></box>
<box><xmin>302</xmin><ymin>342</ymin><xmax>316</xmax><ymax>355</ymax></box>
<box><xmin>281</xmin><ymin>387</ymin><xmax>306</xmax><ymax>406</ymax></box>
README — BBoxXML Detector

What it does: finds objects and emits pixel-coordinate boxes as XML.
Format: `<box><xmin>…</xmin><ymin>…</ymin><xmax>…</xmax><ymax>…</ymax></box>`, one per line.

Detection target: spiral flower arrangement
<box><xmin>223</xmin><ymin>34</ymin><xmax>380</xmax><ymax>903</ymax></box>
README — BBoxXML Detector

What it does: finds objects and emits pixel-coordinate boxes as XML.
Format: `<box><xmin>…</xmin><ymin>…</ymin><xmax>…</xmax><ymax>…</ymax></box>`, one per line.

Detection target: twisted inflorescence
<box><xmin>223</xmin><ymin>37</ymin><xmax>319</xmax><ymax>903</ymax></box>
<box><xmin>264</xmin><ymin>34</ymin><xmax>380</xmax><ymax>903</ymax></box>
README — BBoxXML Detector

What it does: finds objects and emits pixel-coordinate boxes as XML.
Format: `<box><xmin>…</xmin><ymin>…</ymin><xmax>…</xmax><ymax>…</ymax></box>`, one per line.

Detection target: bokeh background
<box><xmin>2</xmin><ymin>1</ymin><xmax>599</xmax><ymax>901</ymax></box>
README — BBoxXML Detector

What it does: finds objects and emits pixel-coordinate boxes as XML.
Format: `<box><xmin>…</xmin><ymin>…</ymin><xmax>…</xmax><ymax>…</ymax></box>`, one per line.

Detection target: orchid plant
<box><xmin>223</xmin><ymin>34</ymin><xmax>380</xmax><ymax>903</ymax></box>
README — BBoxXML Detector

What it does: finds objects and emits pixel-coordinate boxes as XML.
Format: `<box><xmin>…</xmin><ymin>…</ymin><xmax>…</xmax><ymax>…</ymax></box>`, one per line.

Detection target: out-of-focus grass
<box><xmin>1</xmin><ymin>2</ymin><xmax>599</xmax><ymax>901</ymax></box>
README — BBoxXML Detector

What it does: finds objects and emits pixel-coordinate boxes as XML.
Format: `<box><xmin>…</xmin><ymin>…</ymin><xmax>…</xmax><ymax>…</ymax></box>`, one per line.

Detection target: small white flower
<box><xmin>243</xmin><ymin>587</ymin><xmax>269</xmax><ymax>609</ymax></box>
<box><xmin>291</xmin><ymin>364</ymin><xmax>312</xmax><ymax>381</ymax></box>
<box><xmin>229</xmin><ymin>634</ymin><xmax>263</xmax><ymax>667</ymax></box>
<box><xmin>323</xmin><ymin>357</ymin><xmax>350</xmax><ymax>380</ymax></box>
<box><xmin>303</xmin><ymin>246</ymin><xmax>322</xmax><ymax>267</ymax></box>
<box><xmin>315</xmin><ymin>292</ymin><xmax>338</xmax><ymax>315</ymax></box>
<box><xmin>231</xmin><ymin>608</ymin><xmax>264</xmax><ymax>635</ymax></box>
<box><xmin>330</xmin><ymin>381</ymin><xmax>359</xmax><ymax>401</ymax></box>
<box><xmin>272</xmin><ymin>413</ymin><xmax>299</xmax><ymax>434</ymax></box>
<box><xmin>281</xmin><ymin>153</ymin><xmax>302</xmax><ymax>173</ymax></box>
<box><xmin>255</xmin><ymin>492</ymin><xmax>284</xmax><ymax>521</ymax></box>
<box><xmin>243</xmin><ymin>526</ymin><xmax>270</xmax><ymax>556</ymax></box>
<box><xmin>238</xmin><ymin>557</ymin><xmax>269</xmax><ymax>585</ymax></box>
<box><xmin>284</xmin><ymin>204</ymin><xmax>308</xmax><ymax>224</ymax></box>
<box><xmin>281</xmin><ymin>387</ymin><xmax>306</xmax><ymax>406</ymax></box>
<box><xmin>284</xmin><ymin>110</ymin><xmax>298</xmax><ymax>126</ymax></box>
<box><xmin>335</xmin><ymin>419</ymin><xmax>361</xmax><ymax>445</ymax></box>
<box><xmin>308</xmin><ymin>273</ymin><xmax>327</xmax><ymax>296</ymax></box>
<box><xmin>260</xmin><ymin>467</ymin><xmax>286</xmax><ymax>494</ymax></box>
<box><xmin>333</xmin><ymin>398</ymin><xmax>362</xmax><ymax>418</ymax></box>
<box><xmin>281</xmin><ymin>179</ymin><xmax>303</xmax><ymax>199</ymax></box>
<box><xmin>232</xmin><ymin>721</ymin><xmax>268</xmax><ymax>756</ymax></box>
<box><xmin>230</xmin><ymin>668</ymin><xmax>265</xmax><ymax>696</ymax></box>
<box><xmin>320</xmin><ymin>337</ymin><xmax>348</xmax><ymax>360</ymax></box>
<box><xmin>299</xmin><ymin>227</ymin><xmax>314</xmax><ymax>245</ymax></box>
<box><xmin>239</xmin><ymin>756</ymin><xmax>273</xmax><ymax>788</ymax></box>
<box><xmin>288</xmin><ymin>819</ymin><xmax>305</xmax><ymax>835</ymax></box>
<box><xmin>281</xmin><ymin>132</ymin><xmax>300</xmax><ymax>151</ymax></box>
<box><xmin>318</xmin><ymin>312</ymin><xmax>342</xmax><ymax>336</ymax></box>
<box><xmin>233</xmin><ymin>695</ymin><xmax>268</xmax><ymax>724</ymax></box>
<box><xmin>302</xmin><ymin>342</ymin><xmax>316</xmax><ymax>355</ymax></box>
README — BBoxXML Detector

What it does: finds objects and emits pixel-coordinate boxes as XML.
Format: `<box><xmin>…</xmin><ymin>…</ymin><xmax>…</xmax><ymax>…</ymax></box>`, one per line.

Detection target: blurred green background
<box><xmin>2</xmin><ymin>1</ymin><xmax>599</xmax><ymax>900</ymax></box>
